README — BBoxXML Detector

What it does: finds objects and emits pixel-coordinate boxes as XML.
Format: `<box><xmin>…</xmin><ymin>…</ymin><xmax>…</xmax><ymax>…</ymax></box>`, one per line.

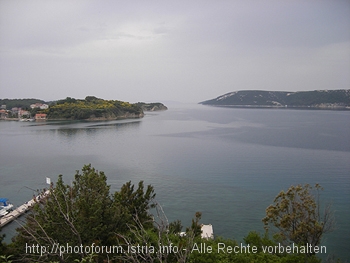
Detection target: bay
<box><xmin>0</xmin><ymin>104</ymin><xmax>349</xmax><ymax>260</ymax></box>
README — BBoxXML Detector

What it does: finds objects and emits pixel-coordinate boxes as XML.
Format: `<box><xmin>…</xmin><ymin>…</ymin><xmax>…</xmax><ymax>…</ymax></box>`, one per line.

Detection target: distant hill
<box><xmin>200</xmin><ymin>90</ymin><xmax>350</xmax><ymax>109</ymax></box>
<box><xmin>135</xmin><ymin>102</ymin><xmax>168</xmax><ymax>111</ymax></box>
<box><xmin>46</xmin><ymin>96</ymin><xmax>144</xmax><ymax>120</ymax></box>
<box><xmin>0</xmin><ymin>98</ymin><xmax>46</xmax><ymax>109</ymax></box>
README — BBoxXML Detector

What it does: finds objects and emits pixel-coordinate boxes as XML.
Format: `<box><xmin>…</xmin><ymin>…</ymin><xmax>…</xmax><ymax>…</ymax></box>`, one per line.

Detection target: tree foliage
<box><xmin>262</xmin><ymin>184</ymin><xmax>334</xmax><ymax>251</ymax></box>
<box><xmin>9</xmin><ymin>164</ymin><xmax>157</xmax><ymax>262</ymax></box>
<box><xmin>114</xmin><ymin>181</ymin><xmax>156</xmax><ymax>232</ymax></box>
<box><xmin>0</xmin><ymin>229</ymin><xmax>7</xmax><ymax>256</ymax></box>
<box><xmin>46</xmin><ymin>96</ymin><xmax>143</xmax><ymax>120</ymax></box>
<box><xmin>186</xmin><ymin>212</ymin><xmax>202</xmax><ymax>238</ymax></box>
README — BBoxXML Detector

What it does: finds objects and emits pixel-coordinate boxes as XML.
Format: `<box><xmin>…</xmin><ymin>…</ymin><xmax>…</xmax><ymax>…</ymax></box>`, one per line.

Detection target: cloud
<box><xmin>0</xmin><ymin>1</ymin><xmax>349</xmax><ymax>102</ymax></box>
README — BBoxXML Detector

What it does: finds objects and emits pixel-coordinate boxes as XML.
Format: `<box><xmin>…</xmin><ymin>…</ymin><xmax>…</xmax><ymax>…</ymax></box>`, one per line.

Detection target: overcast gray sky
<box><xmin>0</xmin><ymin>1</ymin><xmax>349</xmax><ymax>103</ymax></box>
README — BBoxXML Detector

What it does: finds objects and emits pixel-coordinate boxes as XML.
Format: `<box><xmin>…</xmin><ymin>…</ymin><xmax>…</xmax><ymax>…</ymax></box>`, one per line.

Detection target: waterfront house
<box><xmin>35</xmin><ymin>113</ymin><xmax>47</xmax><ymax>121</ymax></box>
<box><xmin>0</xmin><ymin>109</ymin><xmax>8</xmax><ymax>119</ymax></box>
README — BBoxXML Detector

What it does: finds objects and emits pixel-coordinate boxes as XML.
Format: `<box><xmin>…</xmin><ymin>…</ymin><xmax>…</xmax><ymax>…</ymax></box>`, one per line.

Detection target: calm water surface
<box><xmin>1</xmin><ymin>104</ymin><xmax>349</xmax><ymax>260</ymax></box>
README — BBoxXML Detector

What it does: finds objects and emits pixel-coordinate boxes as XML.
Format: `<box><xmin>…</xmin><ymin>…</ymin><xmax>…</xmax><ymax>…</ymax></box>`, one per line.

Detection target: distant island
<box><xmin>0</xmin><ymin>96</ymin><xmax>168</xmax><ymax>121</ymax></box>
<box><xmin>135</xmin><ymin>102</ymin><xmax>168</xmax><ymax>111</ymax></box>
<box><xmin>46</xmin><ymin>96</ymin><xmax>145</xmax><ymax>120</ymax></box>
<box><xmin>200</xmin><ymin>90</ymin><xmax>350</xmax><ymax>109</ymax></box>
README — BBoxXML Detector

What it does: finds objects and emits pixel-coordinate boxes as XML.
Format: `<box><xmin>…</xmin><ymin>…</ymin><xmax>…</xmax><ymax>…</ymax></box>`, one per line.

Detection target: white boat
<box><xmin>19</xmin><ymin>118</ymin><xmax>34</xmax><ymax>122</ymax></box>
<box><xmin>0</xmin><ymin>198</ymin><xmax>14</xmax><ymax>217</ymax></box>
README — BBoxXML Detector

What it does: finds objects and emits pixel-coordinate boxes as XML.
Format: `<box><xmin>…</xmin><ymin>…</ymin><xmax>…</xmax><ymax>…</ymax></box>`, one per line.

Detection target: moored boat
<box><xmin>0</xmin><ymin>198</ymin><xmax>14</xmax><ymax>217</ymax></box>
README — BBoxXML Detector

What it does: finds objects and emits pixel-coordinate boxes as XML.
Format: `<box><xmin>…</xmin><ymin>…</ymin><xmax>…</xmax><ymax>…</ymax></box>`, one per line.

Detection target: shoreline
<box><xmin>201</xmin><ymin>104</ymin><xmax>350</xmax><ymax>111</ymax></box>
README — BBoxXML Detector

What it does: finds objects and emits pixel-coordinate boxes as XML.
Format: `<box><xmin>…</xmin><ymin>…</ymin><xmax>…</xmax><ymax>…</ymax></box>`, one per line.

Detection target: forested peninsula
<box><xmin>1</xmin><ymin>96</ymin><xmax>168</xmax><ymax>121</ymax></box>
<box><xmin>200</xmin><ymin>89</ymin><xmax>350</xmax><ymax>109</ymax></box>
<box><xmin>135</xmin><ymin>102</ymin><xmax>168</xmax><ymax>111</ymax></box>
<box><xmin>46</xmin><ymin>96</ymin><xmax>144</xmax><ymax>120</ymax></box>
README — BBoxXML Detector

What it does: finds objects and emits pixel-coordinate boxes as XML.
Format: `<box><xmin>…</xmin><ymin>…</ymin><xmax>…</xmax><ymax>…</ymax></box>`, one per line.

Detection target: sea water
<box><xmin>0</xmin><ymin>104</ymin><xmax>349</xmax><ymax>260</ymax></box>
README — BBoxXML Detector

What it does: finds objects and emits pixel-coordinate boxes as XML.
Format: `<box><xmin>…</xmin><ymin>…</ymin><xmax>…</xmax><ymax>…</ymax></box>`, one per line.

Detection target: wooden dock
<box><xmin>0</xmin><ymin>190</ymin><xmax>50</xmax><ymax>228</ymax></box>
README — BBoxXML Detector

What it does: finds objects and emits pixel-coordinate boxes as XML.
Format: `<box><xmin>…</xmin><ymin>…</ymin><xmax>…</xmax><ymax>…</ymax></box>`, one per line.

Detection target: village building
<box><xmin>19</xmin><ymin>110</ymin><xmax>30</xmax><ymax>117</ymax></box>
<box><xmin>0</xmin><ymin>109</ymin><xmax>8</xmax><ymax>119</ymax></box>
<box><xmin>35</xmin><ymin>113</ymin><xmax>47</xmax><ymax>121</ymax></box>
<box><xmin>30</xmin><ymin>103</ymin><xmax>49</xmax><ymax>110</ymax></box>
<box><xmin>11</xmin><ymin>107</ymin><xmax>19</xmax><ymax>114</ymax></box>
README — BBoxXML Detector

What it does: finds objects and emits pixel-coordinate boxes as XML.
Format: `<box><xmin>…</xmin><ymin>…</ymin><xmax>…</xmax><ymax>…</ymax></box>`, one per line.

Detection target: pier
<box><xmin>0</xmin><ymin>190</ymin><xmax>50</xmax><ymax>228</ymax></box>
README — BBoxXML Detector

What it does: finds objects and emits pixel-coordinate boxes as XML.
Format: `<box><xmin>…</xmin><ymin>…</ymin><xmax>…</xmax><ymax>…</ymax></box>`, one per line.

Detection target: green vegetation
<box><xmin>46</xmin><ymin>96</ymin><xmax>143</xmax><ymax>120</ymax></box>
<box><xmin>263</xmin><ymin>184</ymin><xmax>334</xmax><ymax>254</ymax></box>
<box><xmin>0</xmin><ymin>166</ymin><xmax>338</xmax><ymax>262</ymax></box>
<box><xmin>200</xmin><ymin>90</ymin><xmax>350</xmax><ymax>108</ymax></box>
<box><xmin>0</xmin><ymin>97</ymin><xmax>169</xmax><ymax>120</ymax></box>
<box><xmin>0</xmin><ymin>229</ymin><xmax>6</xmax><ymax>256</ymax></box>
<box><xmin>135</xmin><ymin>102</ymin><xmax>168</xmax><ymax>111</ymax></box>
<box><xmin>5</xmin><ymin>165</ymin><xmax>158</xmax><ymax>262</ymax></box>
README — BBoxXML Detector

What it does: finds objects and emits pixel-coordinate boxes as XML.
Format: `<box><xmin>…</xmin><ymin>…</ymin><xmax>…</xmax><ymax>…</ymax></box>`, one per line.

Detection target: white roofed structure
<box><xmin>201</xmin><ymin>224</ymin><xmax>214</xmax><ymax>239</ymax></box>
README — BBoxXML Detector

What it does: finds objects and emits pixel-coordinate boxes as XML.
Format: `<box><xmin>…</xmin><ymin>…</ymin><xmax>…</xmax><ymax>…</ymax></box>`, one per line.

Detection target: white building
<box><xmin>30</xmin><ymin>103</ymin><xmax>49</xmax><ymax>109</ymax></box>
<box><xmin>201</xmin><ymin>224</ymin><xmax>214</xmax><ymax>239</ymax></box>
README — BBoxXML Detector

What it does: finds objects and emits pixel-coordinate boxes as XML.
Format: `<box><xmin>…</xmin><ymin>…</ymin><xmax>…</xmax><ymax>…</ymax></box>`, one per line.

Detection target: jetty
<box><xmin>201</xmin><ymin>224</ymin><xmax>214</xmax><ymax>239</ymax></box>
<box><xmin>0</xmin><ymin>190</ymin><xmax>50</xmax><ymax>228</ymax></box>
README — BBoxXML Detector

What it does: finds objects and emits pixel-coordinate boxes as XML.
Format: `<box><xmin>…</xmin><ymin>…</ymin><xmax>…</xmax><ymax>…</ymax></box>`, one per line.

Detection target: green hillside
<box><xmin>46</xmin><ymin>96</ymin><xmax>144</xmax><ymax>120</ymax></box>
<box><xmin>135</xmin><ymin>102</ymin><xmax>168</xmax><ymax>111</ymax></box>
<box><xmin>200</xmin><ymin>90</ymin><xmax>350</xmax><ymax>109</ymax></box>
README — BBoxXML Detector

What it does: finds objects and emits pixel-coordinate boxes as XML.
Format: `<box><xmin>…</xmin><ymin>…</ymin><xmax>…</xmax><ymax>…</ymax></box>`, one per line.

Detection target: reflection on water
<box><xmin>87</xmin><ymin>121</ymin><xmax>141</xmax><ymax>128</ymax></box>
<box><xmin>32</xmin><ymin>120</ymin><xmax>142</xmax><ymax>138</ymax></box>
<box><xmin>59</xmin><ymin>121</ymin><xmax>140</xmax><ymax>137</ymax></box>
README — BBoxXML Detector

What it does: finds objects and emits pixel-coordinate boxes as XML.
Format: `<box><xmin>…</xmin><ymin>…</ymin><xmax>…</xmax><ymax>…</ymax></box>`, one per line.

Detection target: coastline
<box><xmin>201</xmin><ymin>104</ymin><xmax>350</xmax><ymax>111</ymax></box>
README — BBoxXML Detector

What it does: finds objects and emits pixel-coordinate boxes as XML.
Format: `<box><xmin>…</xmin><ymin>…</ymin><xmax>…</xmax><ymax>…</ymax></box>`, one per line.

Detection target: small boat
<box><xmin>0</xmin><ymin>198</ymin><xmax>14</xmax><ymax>217</ymax></box>
<box><xmin>19</xmin><ymin>118</ymin><xmax>35</xmax><ymax>122</ymax></box>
